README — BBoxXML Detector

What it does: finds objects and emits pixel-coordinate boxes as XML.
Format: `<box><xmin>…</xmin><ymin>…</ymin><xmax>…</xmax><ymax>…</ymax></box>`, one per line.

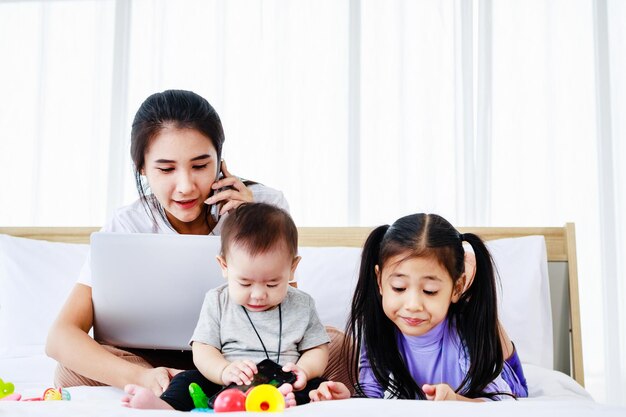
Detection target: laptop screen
<box><xmin>91</xmin><ymin>232</ymin><xmax>223</xmax><ymax>350</ymax></box>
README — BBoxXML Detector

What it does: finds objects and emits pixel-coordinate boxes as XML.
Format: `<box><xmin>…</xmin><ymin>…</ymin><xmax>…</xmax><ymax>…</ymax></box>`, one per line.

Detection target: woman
<box><xmin>46</xmin><ymin>90</ymin><xmax>288</xmax><ymax>395</ymax></box>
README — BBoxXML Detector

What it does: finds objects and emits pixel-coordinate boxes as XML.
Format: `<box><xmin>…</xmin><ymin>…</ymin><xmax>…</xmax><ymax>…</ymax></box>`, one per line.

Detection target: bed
<box><xmin>1</xmin><ymin>224</ymin><xmax>625</xmax><ymax>416</ymax></box>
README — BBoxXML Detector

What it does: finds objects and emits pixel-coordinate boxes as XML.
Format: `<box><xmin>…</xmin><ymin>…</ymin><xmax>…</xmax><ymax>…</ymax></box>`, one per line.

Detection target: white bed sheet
<box><xmin>3</xmin><ymin>356</ymin><xmax>625</xmax><ymax>417</ymax></box>
<box><xmin>2</xmin><ymin>392</ymin><xmax>625</xmax><ymax>417</ymax></box>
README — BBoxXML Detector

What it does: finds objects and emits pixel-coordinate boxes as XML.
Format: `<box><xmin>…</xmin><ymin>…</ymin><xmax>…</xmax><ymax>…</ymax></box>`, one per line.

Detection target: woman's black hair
<box><xmin>345</xmin><ymin>213</ymin><xmax>507</xmax><ymax>400</ymax></box>
<box><xmin>130</xmin><ymin>89</ymin><xmax>225</xmax><ymax>229</ymax></box>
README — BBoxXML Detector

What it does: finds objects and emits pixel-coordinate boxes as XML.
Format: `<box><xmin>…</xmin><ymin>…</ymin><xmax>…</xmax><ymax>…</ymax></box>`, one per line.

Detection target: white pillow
<box><xmin>487</xmin><ymin>236</ymin><xmax>553</xmax><ymax>369</ymax></box>
<box><xmin>0</xmin><ymin>234</ymin><xmax>88</xmax><ymax>358</ymax></box>
<box><xmin>296</xmin><ymin>246</ymin><xmax>362</xmax><ymax>330</ymax></box>
<box><xmin>296</xmin><ymin>235</ymin><xmax>553</xmax><ymax>370</ymax></box>
<box><xmin>0</xmin><ymin>233</ymin><xmax>552</xmax><ymax>371</ymax></box>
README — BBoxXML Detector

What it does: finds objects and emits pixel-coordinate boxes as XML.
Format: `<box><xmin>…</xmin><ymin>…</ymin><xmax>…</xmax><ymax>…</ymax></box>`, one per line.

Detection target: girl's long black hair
<box><xmin>344</xmin><ymin>213</ymin><xmax>505</xmax><ymax>399</ymax></box>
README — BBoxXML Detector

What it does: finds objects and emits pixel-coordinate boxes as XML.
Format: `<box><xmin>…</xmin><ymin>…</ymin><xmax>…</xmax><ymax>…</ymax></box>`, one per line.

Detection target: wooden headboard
<box><xmin>0</xmin><ymin>224</ymin><xmax>583</xmax><ymax>386</ymax></box>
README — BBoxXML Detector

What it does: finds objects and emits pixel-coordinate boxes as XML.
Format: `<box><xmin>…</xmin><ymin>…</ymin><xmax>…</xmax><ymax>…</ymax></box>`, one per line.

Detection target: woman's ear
<box><xmin>216</xmin><ymin>255</ymin><xmax>228</xmax><ymax>278</ymax></box>
<box><xmin>451</xmin><ymin>274</ymin><xmax>466</xmax><ymax>303</ymax></box>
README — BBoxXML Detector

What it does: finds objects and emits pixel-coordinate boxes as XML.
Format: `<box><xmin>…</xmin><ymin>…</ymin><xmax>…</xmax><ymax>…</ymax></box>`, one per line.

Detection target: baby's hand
<box><xmin>309</xmin><ymin>381</ymin><xmax>351</xmax><ymax>402</ymax></box>
<box><xmin>422</xmin><ymin>383</ymin><xmax>458</xmax><ymax>401</ymax></box>
<box><xmin>282</xmin><ymin>362</ymin><xmax>307</xmax><ymax>390</ymax></box>
<box><xmin>221</xmin><ymin>360</ymin><xmax>257</xmax><ymax>385</ymax></box>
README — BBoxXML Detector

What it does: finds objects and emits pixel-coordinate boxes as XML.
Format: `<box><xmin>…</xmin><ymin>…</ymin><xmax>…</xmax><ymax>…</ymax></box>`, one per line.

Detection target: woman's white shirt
<box><xmin>77</xmin><ymin>184</ymin><xmax>288</xmax><ymax>286</ymax></box>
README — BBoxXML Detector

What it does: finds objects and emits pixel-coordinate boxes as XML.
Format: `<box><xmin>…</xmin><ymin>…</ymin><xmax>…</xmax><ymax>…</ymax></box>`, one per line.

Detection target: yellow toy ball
<box><xmin>245</xmin><ymin>384</ymin><xmax>285</xmax><ymax>412</ymax></box>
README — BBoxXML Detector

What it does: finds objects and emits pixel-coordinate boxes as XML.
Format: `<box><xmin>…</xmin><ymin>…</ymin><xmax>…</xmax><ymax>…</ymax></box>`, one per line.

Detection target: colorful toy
<box><xmin>189</xmin><ymin>383</ymin><xmax>285</xmax><ymax>413</ymax></box>
<box><xmin>0</xmin><ymin>378</ymin><xmax>15</xmax><ymax>399</ymax></box>
<box><xmin>207</xmin><ymin>359</ymin><xmax>295</xmax><ymax>409</ymax></box>
<box><xmin>213</xmin><ymin>388</ymin><xmax>246</xmax><ymax>412</ymax></box>
<box><xmin>42</xmin><ymin>387</ymin><xmax>71</xmax><ymax>401</ymax></box>
<box><xmin>0</xmin><ymin>386</ymin><xmax>71</xmax><ymax>402</ymax></box>
<box><xmin>244</xmin><ymin>385</ymin><xmax>285</xmax><ymax>412</ymax></box>
<box><xmin>189</xmin><ymin>383</ymin><xmax>210</xmax><ymax>411</ymax></box>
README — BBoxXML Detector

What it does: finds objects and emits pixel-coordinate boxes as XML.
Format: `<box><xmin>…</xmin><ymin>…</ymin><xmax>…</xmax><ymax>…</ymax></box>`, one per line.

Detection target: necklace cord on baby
<box><xmin>242</xmin><ymin>304</ymin><xmax>283</xmax><ymax>363</ymax></box>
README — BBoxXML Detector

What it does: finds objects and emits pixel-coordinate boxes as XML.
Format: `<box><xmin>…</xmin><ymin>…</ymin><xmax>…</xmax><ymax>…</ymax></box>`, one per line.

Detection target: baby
<box><xmin>123</xmin><ymin>202</ymin><xmax>330</xmax><ymax>410</ymax></box>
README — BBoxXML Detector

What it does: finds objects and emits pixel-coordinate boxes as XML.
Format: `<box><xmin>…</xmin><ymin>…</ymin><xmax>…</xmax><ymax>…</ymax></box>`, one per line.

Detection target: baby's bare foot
<box><xmin>278</xmin><ymin>383</ymin><xmax>297</xmax><ymax>408</ymax></box>
<box><xmin>122</xmin><ymin>384</ymin><xmax>173</xmax><ymax>410</ymax></box>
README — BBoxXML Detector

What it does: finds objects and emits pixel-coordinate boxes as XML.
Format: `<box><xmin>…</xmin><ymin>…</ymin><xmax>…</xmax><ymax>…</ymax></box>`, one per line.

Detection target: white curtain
<box><xmin>0</xmin><ymin>0</ymin><xmax>624</xmax><ymax>404</ymax></box>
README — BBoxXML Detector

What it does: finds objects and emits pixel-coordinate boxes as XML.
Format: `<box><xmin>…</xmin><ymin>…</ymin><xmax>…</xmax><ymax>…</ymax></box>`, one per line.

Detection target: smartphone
<box><xmin>208</xmin><ymin>161</ymin><xmax>237</xmax><ymax>223</ymax></box>
<box><xmin>207</xmin><ymin>359</ymin><xmax>297</xmax><ymax>408</ymax></box>
<box><xmin>208</xmin><ymin>161</ymin><xmax>225</xmax><ymax>222</ymax></box>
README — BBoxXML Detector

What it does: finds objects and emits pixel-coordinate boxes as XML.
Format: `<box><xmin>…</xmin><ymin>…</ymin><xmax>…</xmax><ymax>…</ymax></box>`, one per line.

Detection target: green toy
<box><xmin>0</xmin><ymin>378</ymin><xmax>15</xmax><ymax>399</ymax></box>
<box><xmin>189</xmin><ymin>382</ymin><xmax>211</xmax><ymax>411</ymax></box>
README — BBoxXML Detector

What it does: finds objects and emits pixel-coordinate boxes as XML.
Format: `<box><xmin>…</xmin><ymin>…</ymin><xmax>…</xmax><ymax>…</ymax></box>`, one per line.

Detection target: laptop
<box><xmin>91</xmin><ymin>232</ymin><xmax>224</xmax><ymax>351</ymax></box>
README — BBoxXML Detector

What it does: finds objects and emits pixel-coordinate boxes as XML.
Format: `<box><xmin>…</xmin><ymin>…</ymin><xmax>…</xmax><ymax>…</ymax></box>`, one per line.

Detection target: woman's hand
<box><xmin>221</xmin><ymin>360</ymin><xmax>258</xmax><ymax>386</ymax></box>
<box><xmin>309</xmin><ymin>381</ymin><xmax>351</xmax><ymax>402</ymax></box>
<box><xmin>204</xmin><ymin>160</ymin><xmax>253</xmax><ymax>215</ymax></box>
<box><xmin>137</xmin><ymin>367</ymin><xmax>182</xmax><ymax>396</ymax></box>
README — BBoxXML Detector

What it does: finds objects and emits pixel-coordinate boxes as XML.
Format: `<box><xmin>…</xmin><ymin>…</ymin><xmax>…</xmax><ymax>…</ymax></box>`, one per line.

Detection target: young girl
<box><xmin>309</xmin><ymin>213</ymin><xmax>527</xmax><ymax>402</ymax></box>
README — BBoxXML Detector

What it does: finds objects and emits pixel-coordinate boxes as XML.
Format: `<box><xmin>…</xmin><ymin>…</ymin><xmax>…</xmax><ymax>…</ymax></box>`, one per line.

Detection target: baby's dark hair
<box><xmin>220</xmin><ymin>203</ymin><xmax>298</xmax><ymax>259</ymax></box>
<box><xmin>346</xmin><ymin>213</ymin><xmax>506</xmax><ymax>400</ymax></box>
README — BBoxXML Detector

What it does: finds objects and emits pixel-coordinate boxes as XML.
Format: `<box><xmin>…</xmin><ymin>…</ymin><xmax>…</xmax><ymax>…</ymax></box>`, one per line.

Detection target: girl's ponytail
<box><xmin>454</xmin><ymin>232</ymin><xmax>503</xmax><ymax>398</ymax></box>
<box><xmin>345</xmin><ymin>224</ymin><xmax>388</xmax><ymax>395</ymax></box>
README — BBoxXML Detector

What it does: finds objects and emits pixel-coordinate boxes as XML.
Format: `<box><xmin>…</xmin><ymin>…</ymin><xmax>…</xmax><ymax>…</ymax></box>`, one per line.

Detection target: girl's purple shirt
<box><xmin>358</xmin><ymin>319</ymin><xmax>524</xmax><ymax>399</ymax></box>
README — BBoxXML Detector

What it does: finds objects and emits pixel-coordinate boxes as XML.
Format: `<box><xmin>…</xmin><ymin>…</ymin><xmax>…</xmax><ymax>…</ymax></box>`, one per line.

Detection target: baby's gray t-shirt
<box><xmin>190</xmin><ymin>284</ymin><xmax>330</xmax><ymax>366</ymax></box>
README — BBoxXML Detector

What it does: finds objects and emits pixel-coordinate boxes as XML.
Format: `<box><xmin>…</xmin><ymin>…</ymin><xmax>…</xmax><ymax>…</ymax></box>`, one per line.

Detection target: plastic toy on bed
<box><xmin>42</xmin><ymin>387</ymin><xmax>72</xmax><ymax>401</ymax></box>
<box><xmin>0</xmin><ymin>378</ymin><xmax>15</xmax><ymax>400</ymax></box>
<box><xmin>188</xmin><ymin>359</ymin><xmax>294</xmax><ymax>413</ymax></box>
<box><xmin>21</xmin><ymin>387</ymin><xmax>71</xmax><ymax>401</ymax></box>
<box><xmin>190</xmin><ymin>383</ymin><xmax>285</xmax><ymax>413</ymax></box>
<box><xmin>0</xmin><ymin>380</ymin><xmax>71</xmax><ymax>402</ymax></box>
<box><xmin>206</xmin><ymin>359</ymin><xmax>296</xmax><ymax>409</ymax></box>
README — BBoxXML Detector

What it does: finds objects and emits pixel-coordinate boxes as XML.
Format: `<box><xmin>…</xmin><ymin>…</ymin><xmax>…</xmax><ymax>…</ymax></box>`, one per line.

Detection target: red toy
<box><xmin>213</xmin><ymin>388</ymin><xmax>247</xmax><ymax>412</ymax></box>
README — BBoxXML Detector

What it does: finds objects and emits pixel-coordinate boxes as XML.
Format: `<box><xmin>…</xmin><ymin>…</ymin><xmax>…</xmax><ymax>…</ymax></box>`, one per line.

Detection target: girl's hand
<box><xmin>422</xmin><ymin>383</ymin><xmax>458</xmax><ymax>401</ymax></box>
<box><xmin>282</xmin><ymin>362</ymin><xmax>308</xmax><ymax>390</ymax></box>
<box><xmin>221</xmin><ymin>360</ymin><xmax>258</xmax><ymax>385</ymax></box>
<box><xmin>204</xmin><ymin>160</ymin><xmax>253</xmax><ymax>215</ymax></box>
<box><xmin>422</xmin><ymin>384</ymin><xmax>482</xmax><ymax>402</ymax></box>
<box><xmin>137</xmin><ymin>367</ymin><xmax>182</xmax><ymax>396</ymax></box>
<box><xmin>309</xmin><ymin>381</ymin><xmax>351</xmax><ymax>402</ymax></box>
